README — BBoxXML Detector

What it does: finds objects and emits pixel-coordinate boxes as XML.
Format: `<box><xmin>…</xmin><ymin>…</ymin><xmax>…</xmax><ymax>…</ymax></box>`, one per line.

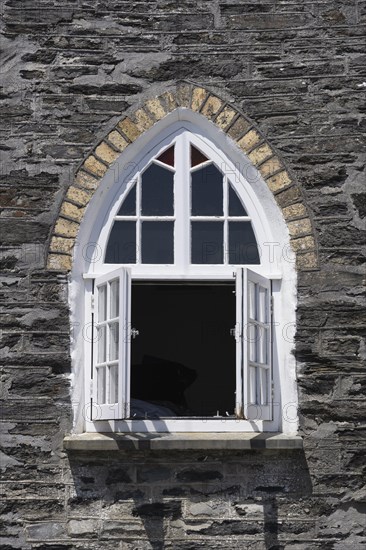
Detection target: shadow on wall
<box><xmin>66</xmin><ymin>449</ymin><xmax>312</xmax><ymax>549</ymax></box>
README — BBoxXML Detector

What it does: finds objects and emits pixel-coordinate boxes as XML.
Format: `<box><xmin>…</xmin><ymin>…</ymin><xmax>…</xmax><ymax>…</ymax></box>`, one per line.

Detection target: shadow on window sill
<box><xmin>63</xmin><ymin>432</ymin><xmax>303</xmax><ymax>451</ymax></box>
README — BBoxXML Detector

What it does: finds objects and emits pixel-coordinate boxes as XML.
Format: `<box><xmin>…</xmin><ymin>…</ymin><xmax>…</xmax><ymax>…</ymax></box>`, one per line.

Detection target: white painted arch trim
<box><xmin>69</xmin><ymin>109</ymin><xmax>298</xmax><ymax>435</ymax></box>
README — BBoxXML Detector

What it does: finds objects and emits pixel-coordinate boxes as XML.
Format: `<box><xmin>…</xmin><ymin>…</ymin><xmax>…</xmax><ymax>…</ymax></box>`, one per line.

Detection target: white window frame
<box><xmin>70</xmin><ymin>111</ymin><xmax>298</xmax><ymax>435</ymax></box>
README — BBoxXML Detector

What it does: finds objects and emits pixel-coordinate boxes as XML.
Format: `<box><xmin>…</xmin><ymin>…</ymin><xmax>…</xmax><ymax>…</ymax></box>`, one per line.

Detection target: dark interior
<box><xmin>130</xmin><ymin>283</ymin><xmax>236</xmax><ymax>418</ymax></box>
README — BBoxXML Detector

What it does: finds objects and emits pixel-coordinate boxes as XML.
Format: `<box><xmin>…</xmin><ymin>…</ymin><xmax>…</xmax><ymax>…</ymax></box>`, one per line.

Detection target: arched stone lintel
<box><xmin>47</xmin><ymin>80</ymin><xmax>319</xmax><ymax>272</ymax></box>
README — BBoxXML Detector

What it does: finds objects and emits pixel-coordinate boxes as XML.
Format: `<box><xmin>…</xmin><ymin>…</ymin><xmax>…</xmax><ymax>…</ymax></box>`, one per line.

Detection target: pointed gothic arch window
<box><xmin>76</xmin><ymin>119</ymin><xmax>298</xmax><ymax>435</ymax></box>
<box><xmin>105</xmin><ymin>140</ymin><xmax>260</xmax><ymax>267</ymax></box>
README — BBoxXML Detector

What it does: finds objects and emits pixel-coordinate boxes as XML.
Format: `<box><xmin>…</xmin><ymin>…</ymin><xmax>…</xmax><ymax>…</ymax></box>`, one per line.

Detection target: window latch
<box><xmin>130</xmin><ymin>327</ymin><xmax>139</xmax><ymax>339</ymax></box>
<box><xmin>230</xmin><ymin>324</ymin><xmax>241</xmax><ymax>341</ymax></box>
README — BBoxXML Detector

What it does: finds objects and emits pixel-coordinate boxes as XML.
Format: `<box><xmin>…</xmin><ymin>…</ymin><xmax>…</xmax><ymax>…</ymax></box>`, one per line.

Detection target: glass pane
<box><xmin>98</xmin><ymin>284</ymin><xmax>107</xmax><ymax>322</ymax></box>
<box><xmin>191</xmin><ymin>164</ymin><xmax>223</xmax><ymax>216</ymax></box>
<box><xmin>249</xmin><ymin>366</ymin><xmax>256</xmax><ymax>404</ymax></box>
<box><xmin>228</xmin><ymin>222</ymin><xmax>260</xmax><ymax>264</ymax></box>
<box><xmin>229</xmin><ymin>184</ymin><xmax>247</xmax><ymax>216</ymax></box>
<box><xmin>157</xmin><ymin>145</ymin><xmax>175</xmax><ymax>167</ymax></box>
<box><xmin>191</xmin><ymin>221</ymin><xmax>223</xmax><ymax>264</ymax></box>
<box><xmin>191</xmin><ymin>144</ymin><xmax>208</xmax><ymax>167</ymax></box>
<box><xmin>257</xmin><ymin>326</ymin><xmax>268</xmax><ymax>364</ymax></box>
<box><xmin>249</xmin><ymin>282</ymin><xmax>256</xmax><ymax>320</ymax></box>
<box><xmin>258</xmin><ymin>368</ymin><xmax>268</xmax><ymax>405</ymax></box>
<box><xmin>109</xmin><ymin>365</ymin><xmax>118</xmax><ymax>404</ymax></box>
<box><xmin>258</xmin><ymin>286</ymin><xmax>267</xmax><ymax>323</ymax></box>
<box><xmin>97</xmin><ymin>367</ymin><xmax>106</xmax><ymax>404</ymax></box>
<box><xmin>141</xmin><ymin>221</ymin><xmax>174</xmax><ymax>264</ymax></box>
<box><xmin>97</xmin><ymin>325</ymin><xmax>106</xmax><ymax>364</ymax></box>
<box><xmin>110</xmin><ymin>279</ymin><xmax>119</xmax><ymax>318</ymax></box>
<box><xmin>109</xmin><ymin>322</ymin><xmax>119</xmax><ymax>361</ymax></box>
<box><xmin>117</xmin><ymin>184</ymin><xmax>136</xmax><ymax>216</ymax></box>
<box><xmin>141</xmin><ymin>164</ymin><xmax>174</xmax><ymax>215</ymax></box>
<box><xmin>249</xmin><ymin>323</ymin><xmax>257</xmax><ymax>363</ymax></box>
<box><xmin>105</xmin><ymin>221</ymin><xmax>136</xmax><ymax>263</ymax></box>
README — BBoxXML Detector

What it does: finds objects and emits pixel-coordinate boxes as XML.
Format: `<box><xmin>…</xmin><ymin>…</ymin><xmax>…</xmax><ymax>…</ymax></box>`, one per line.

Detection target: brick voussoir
<box><xmin>191</xmin><ymin>86</ymin><xmax>208</xmax><ymax>112</ymax></box>
<box><xmin>117</xmin><ymin>117</ymin><xmax>142</xmax><ymax>142</ymax></box>
<box><xmin>200</xmin><ymin>94</ymin><xmax>224</xmax><ymax>120</ymax></box>
<box><xmin>82</xmin><ymin>155</ymin><xmax>108</xmax><ymax>178</ymax></box>
<box><xmin>47</xmin><ymin>253</ymin><xmax>72</xmax><ymax>272</ymax></box>
<box><xmin>94</xmin><ymin>142</ymin><xmax>119</xmax><ymax>166</ymax></box>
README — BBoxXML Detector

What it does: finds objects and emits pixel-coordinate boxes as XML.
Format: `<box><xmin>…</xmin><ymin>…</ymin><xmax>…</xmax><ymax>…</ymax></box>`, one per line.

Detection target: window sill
<box><xmin>63</xmin><ymin>432</ymin><xmax>303</xmax><ymax>451</ymax></box>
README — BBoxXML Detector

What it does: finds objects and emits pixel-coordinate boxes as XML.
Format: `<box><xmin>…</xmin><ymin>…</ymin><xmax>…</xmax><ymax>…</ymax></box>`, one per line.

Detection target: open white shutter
<box><xmin>237</xmin><ymin>268</ymin><xmax>272</xmax><ymax>421</ymax></box>
<box><xmin>92</xmin><ymin>267</ymin><xmax>131</xmax><ymax>420</ymax></box>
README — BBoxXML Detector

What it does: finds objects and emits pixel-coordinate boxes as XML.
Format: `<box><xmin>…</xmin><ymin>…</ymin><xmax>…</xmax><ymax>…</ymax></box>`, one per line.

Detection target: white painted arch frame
<box><xmin>69</xmin><ymin>109</ymin><xmax>298</xmax><ymax>435</ymax></box>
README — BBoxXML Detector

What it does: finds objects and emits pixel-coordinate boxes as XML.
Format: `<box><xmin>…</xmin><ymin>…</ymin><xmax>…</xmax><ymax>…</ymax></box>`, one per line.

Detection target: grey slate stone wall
<box><xmin>1</xmin><ymin>1</ymin><xmax>365</xmax><ymax>548</ymax></box>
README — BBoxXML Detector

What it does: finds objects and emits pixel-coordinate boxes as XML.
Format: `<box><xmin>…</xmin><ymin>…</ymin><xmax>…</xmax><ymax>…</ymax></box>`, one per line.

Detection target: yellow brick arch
<box><xmin>47</xmin><ymin>81</ymin><xmax>318</xmax><ymax>272</ymax></box>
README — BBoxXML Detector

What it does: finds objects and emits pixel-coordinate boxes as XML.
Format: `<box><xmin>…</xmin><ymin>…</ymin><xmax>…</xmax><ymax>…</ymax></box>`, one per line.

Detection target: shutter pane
<box><xmin>109</xmin><ymin>365</ymin><xmax>118</xmax><ymax>404</ymax></box>
<box><xmin>109</xmin><ymin>322</ymin><xmax>119</xmax><ymax>361</ymax></box>
<box><xmin>97</xmin><ymin>367</ymin><xmax>106</xmax><ymax>404</ymax></box>
<box><xmin>110</xmin><ymin>279</ymin><xmax>119</xmax><ymax>318</ymax></box>
<box><xmin>241</xmin><ymin>268</ymin><xmax>272</xmax><ymax>421</ymax></box>
<box><xmin>93</xmin><ymin>268</ymin><xmax>131</xmax><ymax>420</ymax></box>
<box><xmin>98</xmin><ymin>284</ymin><xmax>107</xmax><ymax>322</ymax></box>
<box><xmin>98</xmin><ymin>326</ymin><xmax>106</xmax><ymax>363</ymax></box>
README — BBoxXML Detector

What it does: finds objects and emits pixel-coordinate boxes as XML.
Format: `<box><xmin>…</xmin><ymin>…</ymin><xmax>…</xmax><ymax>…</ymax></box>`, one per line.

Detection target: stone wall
<box><xmin>1</xmin><ymin>1</ymin><xmax>365</xmax><ymax>549</ymax></box>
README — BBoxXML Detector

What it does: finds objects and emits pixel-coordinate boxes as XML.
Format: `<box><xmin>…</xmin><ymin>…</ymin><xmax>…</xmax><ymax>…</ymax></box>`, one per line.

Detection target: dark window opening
<box><xmin>130</xmin><ymin>283</ymin><xmax>236</xmax><ymax>418</ymax></box>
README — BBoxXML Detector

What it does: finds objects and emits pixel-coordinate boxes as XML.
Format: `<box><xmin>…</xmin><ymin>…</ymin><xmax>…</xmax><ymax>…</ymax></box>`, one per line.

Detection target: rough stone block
<box><xmin>288</xmin><ymin>218</ymin><xmax>313</xmax><ymax>237</ymax></box>
<box><xmin>83</xmin><ymin>155</ymin><xmax>108</xmax><ymax>177</ymax></box>
<box><xmin>118</xmin><ymin>118</ymin><xmax>142</xmax><ymax>142</ymax></box>
<box><xmin>47</xmin><ymin>253</ymin><xmax>72</xmax><ymax>271</ymax></box>
<box><xmin>201</xmin><ymin>95</ymin><xmax>223</xmax><ymax>119</ymax></box>
<box><xmin>95</xmin><ymin>142</ymin><xmax>120</xmax><ymax>165</ymax></box>
<box><xmin>266</xmin><ymin>170</ymin><xmax>292</xmax><ymax>192</ymax></box>
<box><xmin>227</xmin><ymin>116</ymin><xmax>251</xmax><ymax>140</ymax></box>
<box><xmin>68</xmin><ymin>519</ymin><xmax>99</xmax><ymax>537</ymax></box>
<box><xmin>248</xmin><ymin>143</ymin><xmax>273</xmax><ymax>166</ymax></box>
<box><xmin>191</xmin><ymin>87</ymin><xmax>208</xmax><ymax>111</ymax></box>
<box><xmin>216</xmin><ymin>106</ymin><xmax>237</xmax><ymax>130</ymax></box>
<box><xmin>107</xmin><ymin>130</ymin><xmax>129</xmax><ymax>152</ymax></box>
<box><xmin>144</xmin><ymin>98</ymin><xmax>167</xmax><ymax>121</ymax></box>
<box><xmin>54</xmin><ymin>217</ymin><xmax>80</xmax><ymax>238</ymax></box>
<box><xmin>27</xmin><ymin>521</ymin><xmax>67</xmax><ymax>540</ymax></box>
<box><xmin>66</xmin><ymin>186</ymin><xmax>92</xmax><ymax>207</ymax></box>
<box><xmin>60</xmin><ymin>201</ymin><xmax>85</xmax><ymax>222</ymax></box>
<box><xmin>296</xmin><ymin>251</ymin><xmax>318</xmax><ymax>269</ymax></box>
<box><xmin>237</xmin><ymin>129</ymin><xmax>262</xmax><ymax>152</ymax></box>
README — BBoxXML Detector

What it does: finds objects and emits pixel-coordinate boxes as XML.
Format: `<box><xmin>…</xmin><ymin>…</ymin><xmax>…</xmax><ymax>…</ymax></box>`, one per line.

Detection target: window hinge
<box><xmin>90</xmin><ymin>295</ymin><xmax>95</xmax><ymax>313</ymax></box>
<box><xmin>270</xmin><ymin>295</ymin><xmax>274</xmax><ymax>316</ymax></box>
<box><xmin>271</xmin><ymin>381</ymin><xmax>274</xmax><ymax>399</ymax></box>
<box><xmin>90</xmin><ymin>380</ymin><xmax>93</xmax><ymax>398</ymax></box>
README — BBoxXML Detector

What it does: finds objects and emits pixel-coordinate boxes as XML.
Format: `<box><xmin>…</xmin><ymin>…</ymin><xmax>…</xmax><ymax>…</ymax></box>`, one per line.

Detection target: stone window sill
<box><xmin>63</xmin><ymin>432</ymin><xmax>303</xmax><ymax>451</ymax></box>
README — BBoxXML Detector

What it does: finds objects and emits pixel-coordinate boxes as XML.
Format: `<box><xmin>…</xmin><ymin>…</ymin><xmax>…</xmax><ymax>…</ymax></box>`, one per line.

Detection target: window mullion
<box><xmin>136</xmin><ymin>173</ymin><xmax>141</xmax><ymax>264</ymax></box>
<box><xmin>223</xmin><ymin>174</ymin><xmax>228</xmax><ymax>265</ymax></box>
<box><xmin>175</xmin><ymin>134</ymin><xmax>189</xmax><ymax>269</ymax></box>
